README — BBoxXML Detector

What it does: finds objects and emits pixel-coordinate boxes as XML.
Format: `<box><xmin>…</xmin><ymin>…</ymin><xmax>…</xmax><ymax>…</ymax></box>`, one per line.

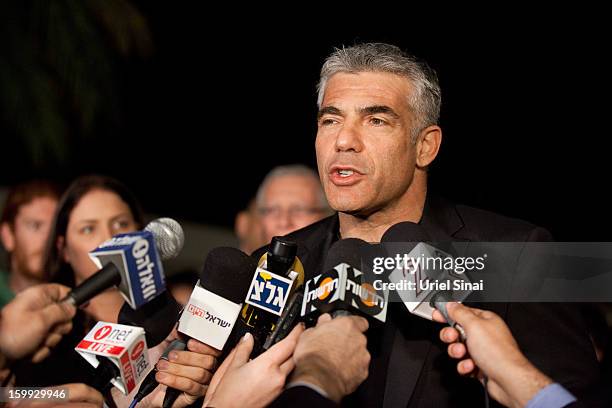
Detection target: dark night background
<box><xmin>1</xmin><ymin>3</ymin><xmax>610</xmax><ymax>240</ymax></box>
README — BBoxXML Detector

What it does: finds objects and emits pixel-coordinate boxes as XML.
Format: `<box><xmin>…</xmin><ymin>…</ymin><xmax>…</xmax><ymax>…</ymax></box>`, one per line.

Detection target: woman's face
<box><xmin>62</xmin><ymin>189</ymin><xmax>138</xmax><ymax>284</ymax></box>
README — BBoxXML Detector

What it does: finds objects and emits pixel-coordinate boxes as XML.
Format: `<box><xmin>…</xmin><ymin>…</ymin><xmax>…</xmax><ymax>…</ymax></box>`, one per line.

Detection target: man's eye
<box><xmin>27</xmin><ymin>221</ymin><xmax>42</xmax><ymax>231</ymax></box>
<box><xmin>370</xmin><ymin>117</ymin><xmax>386</xmax><ymax>126</ymax></box>
<box><xmin>320</xmin><ymin>118</ymin><xmax>337</xmax><ymax>126</ymax></box>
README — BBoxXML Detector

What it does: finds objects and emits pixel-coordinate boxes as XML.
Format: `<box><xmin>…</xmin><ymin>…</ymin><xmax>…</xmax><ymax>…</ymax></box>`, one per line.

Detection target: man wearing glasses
<box><xmin>256</xmin><ymin>164</ymin><xmax>331</xmax><ymax>243</ymax></box>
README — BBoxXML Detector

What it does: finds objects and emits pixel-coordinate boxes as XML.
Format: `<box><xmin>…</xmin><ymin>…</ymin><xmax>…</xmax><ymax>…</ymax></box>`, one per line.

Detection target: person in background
<box><xmin>255</xmin><ymin>165</ymin><xmax>331</xmax><ymax>245</ymax></box>
<box><xmin>13</xmin><ymin>175</ymin><xmax>216</xmax><ymax>407</ymax></box>
<box><xmin>0</xmin><ymin>180</ymin><xmax>61</xmax><ymax>307</ymax></box>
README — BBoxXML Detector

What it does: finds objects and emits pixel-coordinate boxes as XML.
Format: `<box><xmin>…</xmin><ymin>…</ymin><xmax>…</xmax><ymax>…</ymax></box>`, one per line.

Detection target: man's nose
<box><xmin>277</xmin><ymin>209</ymin><xmax>295</xmax><ymax>229</ymax></box>
<box><xmin>100</xmin><ymin>226</ymin><xmax>113</xmax><ymax>243</ymax></box>
<box><xmin>335</xmin><ymin>119</ymin><xmax>364</xmax><ymax>153</ymax></box>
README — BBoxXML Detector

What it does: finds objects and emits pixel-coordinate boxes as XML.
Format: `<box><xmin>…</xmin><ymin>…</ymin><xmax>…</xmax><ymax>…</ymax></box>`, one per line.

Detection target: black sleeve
<box><xmin>268</xmin><ymin>386</ymin><xmax>338</xmax><ymax>408</ymax></box>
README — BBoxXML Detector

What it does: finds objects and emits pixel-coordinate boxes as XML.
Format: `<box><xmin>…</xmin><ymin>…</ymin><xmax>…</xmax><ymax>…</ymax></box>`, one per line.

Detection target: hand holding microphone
<box><xmin>433</xmin><ymin>303</ymin><xmax>560</xmax><ymax>408</ymax></box>
<box><xmin>203</xmin><ymin>324</ymin><xmax>305</xmax><ymax>408</ymax></box>
<box><xmin>0</xmin><ymin>283</ymin><xmax>76</xmax><ymax>363</ymax></box>
<box><xmin>290</xmin><ymin>313</ymin><xmax>370</xmax><ymax>403</ymax></box>
<box><xmin>140</xmin><ymin>335</ymin><xmax>220</xmax><ymax>408</ymax></box>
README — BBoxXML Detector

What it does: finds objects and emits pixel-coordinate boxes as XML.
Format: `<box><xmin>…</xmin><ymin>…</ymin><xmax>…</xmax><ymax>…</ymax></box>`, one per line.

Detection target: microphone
<box><xmin>238</xmin><ymin>237</ymin><xmax>304</xmax><ymax>357</ymax></box>
<box><xmin>381</xmin><ymin>221</ymin><xmax>470</xmax><ymax>337</ymax></box>
<box><xmin>177</xmin><ymin>247</ymin><xmax>256</xmax><ymax>350</ymax></box>
<box><xmin>118</xmin><ymin>290</ymin><xmax>182</xmax><ymax>348</ymax></box>
<box><xmin>75</xmin><ymin>322</ymin><xmax>151</xmax><ymax>395</ymax></box>
<box><xmin>301</xmin><ymin>238</ymin><xmax>389</xmax><ymax>322</ymax></box>
<box><xmin>63</xmin><ymin>218</ymin><xmax>184</xmax><ymax>308</ymax></box>
<box><xmin>162</xmin><ymin>247</ymin><xmax>256</xmax><ymax>408</ymax></box>
<box><xmin>262</xmin><ymin>289</ymin><xmax>304</xmax><ymax>350</ymax></box>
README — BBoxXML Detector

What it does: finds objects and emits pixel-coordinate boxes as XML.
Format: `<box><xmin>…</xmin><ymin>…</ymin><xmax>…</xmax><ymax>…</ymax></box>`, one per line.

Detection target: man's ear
<box><xmin>57</xmin><ymin>236</ymin><xmax>69</xmax><ymax>263</ymax></box>
<box><xmin>415</xmin><ymin>125</ymin><xmax>442</xmax><ymax>168</ymax></box>
<box><xmin>0</xmin><ymin>222</ymin><xmax>15</xmax><ymax>252</ymax></box>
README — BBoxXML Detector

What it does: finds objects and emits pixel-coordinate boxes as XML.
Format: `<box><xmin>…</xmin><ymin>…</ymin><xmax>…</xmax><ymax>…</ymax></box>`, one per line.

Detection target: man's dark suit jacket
<box><xmin>260</xmin><ymin>195</ymin><xmax>602</xmax><ymax>408</ymax></box>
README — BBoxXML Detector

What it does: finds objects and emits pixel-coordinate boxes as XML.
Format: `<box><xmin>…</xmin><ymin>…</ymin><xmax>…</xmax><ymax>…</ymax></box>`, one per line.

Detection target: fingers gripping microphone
<box><xmin>63</xmin><ymin>218</ymin><xmax>184</xmax><ymax>308</ymax></box>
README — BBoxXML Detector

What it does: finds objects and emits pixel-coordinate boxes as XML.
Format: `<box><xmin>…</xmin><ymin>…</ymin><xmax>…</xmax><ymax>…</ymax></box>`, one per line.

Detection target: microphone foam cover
<box><xmin>323</xmin><ymin>238</ymin><xmax>371</xmax><ymax>271</ymax></box>
<box><xmin>199</xmin><ymin>247</ymin><xmax>257</xmax><ymax>304</ymax></box>
<box><xmin>381</xmin><ymin>221</ymin><xmax>431</xmax><ymax>243</ymax></box>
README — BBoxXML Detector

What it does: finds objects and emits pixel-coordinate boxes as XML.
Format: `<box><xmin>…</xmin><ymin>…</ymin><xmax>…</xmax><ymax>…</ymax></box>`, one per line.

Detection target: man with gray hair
<box><xmin>255</xmin><ymin>164</ymin><xmax>331</xmax><ymax>244</ymax></box>
<box><xmin>253</xmin><ymin>43</ymin><xmax>602</xmax><ymax>407</ymax></box>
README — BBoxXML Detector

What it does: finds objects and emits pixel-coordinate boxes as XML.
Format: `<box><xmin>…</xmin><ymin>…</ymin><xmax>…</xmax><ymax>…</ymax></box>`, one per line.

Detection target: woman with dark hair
<box><xmin>15</xmin><ymin>175</ymin><xmax>219</xmax><ymax>408</ymax></box>
<box><xmin>44</xmin><ymin>174</ymin><xmax>144</xmax><ymax>322</ymax></box>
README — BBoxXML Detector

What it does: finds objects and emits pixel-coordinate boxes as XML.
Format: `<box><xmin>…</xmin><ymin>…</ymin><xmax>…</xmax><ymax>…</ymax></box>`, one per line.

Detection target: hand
<box><xmin>204</xmin><ymin>324</ymin><xmax>305</xmax><ymax>408</ymax></box>
<box><xmin>433</xmin><ymin>303</ymin><xmax>553</xmax><ymax>408</ymax></box>
<box><xmin>0</xmin><ymin>284</ymin><xmax>76</xmax><ymax>362</ymax></box>
<box><xmin>291</xmin><ymin>314</ymin><xmax>370</xmax><ymax>403</ymax></box>
<box><xmin>7</xmin><ymin>383</ymin><xmax>104</xmax><ymax>408</ymax></box>
<box><xmin>142</xmin><ymin>336</ymin><xmax>221</xmax><ymax>408</ymax></box>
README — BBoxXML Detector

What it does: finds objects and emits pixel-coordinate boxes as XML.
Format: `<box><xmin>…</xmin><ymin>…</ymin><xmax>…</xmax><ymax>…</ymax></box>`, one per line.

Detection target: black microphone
<box><xmin>237</xmin><ymin>237</ymin><xmax>301</xmax><ymax>357</ymax></box>
<box><xmin>301</xmin><ymin>238</ymin><xmax>388</xmax><ymax>322</ymax></box>
<box><xmin>163</xmin><ymin>247</ymin><xmax>256</xmax><ymax>408</ymax></box>
<box><xmin>62</xmin><ymin>218</ymin><xmax>184</xmax><ymax>308</ymax></box>
<box><xmin>118</xmin><ymin>290</ymin><xmax>182</xmax><ymax>347</ymax></box>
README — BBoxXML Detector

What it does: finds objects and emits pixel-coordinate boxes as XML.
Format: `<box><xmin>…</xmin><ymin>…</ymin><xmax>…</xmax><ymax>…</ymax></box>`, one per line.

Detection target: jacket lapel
<box><xmin>382</xmin><ymin>194</ymin><xmax>466</xmax><ymax>408</ymax></box>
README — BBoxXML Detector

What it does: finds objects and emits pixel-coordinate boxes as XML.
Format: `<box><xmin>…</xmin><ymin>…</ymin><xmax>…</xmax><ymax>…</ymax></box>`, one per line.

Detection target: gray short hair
<box><xmin>256</xmin><ymin>164</ymin><xmax>330</xmax><ymax>211</ymax></box>
<box><xmin>317</xmin><ymin>43</ymin><xmax>441</xmax><ymax>142</ymax></box>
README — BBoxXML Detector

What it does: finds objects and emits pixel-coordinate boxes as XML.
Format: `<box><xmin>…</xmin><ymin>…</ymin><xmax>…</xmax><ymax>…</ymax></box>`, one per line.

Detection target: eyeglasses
<box><xmin>258</xmin><ymin>206</ymin><xmax>326</xmax><ymax>219</ymax></box>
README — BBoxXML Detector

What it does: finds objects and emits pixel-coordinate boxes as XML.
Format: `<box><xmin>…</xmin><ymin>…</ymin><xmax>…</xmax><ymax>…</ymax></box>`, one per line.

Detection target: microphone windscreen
<box><xmin>117</xmin><ymin>290</ymin><xmax>181</xmax><ymax>347</ymax></box>
<box><xmin>323</xmin><ymin>238</ymin><xmax>371</xmax><ymax>271</ymax></box>
<box><xmin>144</xmin><ymin>218</ymin><xmax>184</xmax><ymax>260</ymax></box>
<box><xmin>199</xmin><ymin>247</ymin><xmax>257</xmax><ymax>304</ymax></box>
<box><xmin>381</xmin><ymin>221</ymin><xmax>431</xmax><ymax>243</ymax></box>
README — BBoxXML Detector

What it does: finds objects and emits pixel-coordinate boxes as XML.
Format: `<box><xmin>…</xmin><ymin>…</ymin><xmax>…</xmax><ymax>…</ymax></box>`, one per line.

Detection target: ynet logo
<box><xmin>131</xmin><ymin>341</ymin><xmax>145</xmax><ymax>361</ymax></box>
<box><xmin>245</xmin><ymin>269</ymin><xmax>293</xmax><ymax>316</ymax></box>
<box><xmin>94</xmin><ymin>325</ymin><xmax>113</xmax><ymax>340</ymax></box>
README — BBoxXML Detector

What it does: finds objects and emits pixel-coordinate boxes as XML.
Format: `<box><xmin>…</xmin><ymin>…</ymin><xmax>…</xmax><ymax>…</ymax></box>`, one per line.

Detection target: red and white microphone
<box><xmin>75</xmin><ymin>321</ymin><xmax>151</xmax><ymax>395</ymax></box>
